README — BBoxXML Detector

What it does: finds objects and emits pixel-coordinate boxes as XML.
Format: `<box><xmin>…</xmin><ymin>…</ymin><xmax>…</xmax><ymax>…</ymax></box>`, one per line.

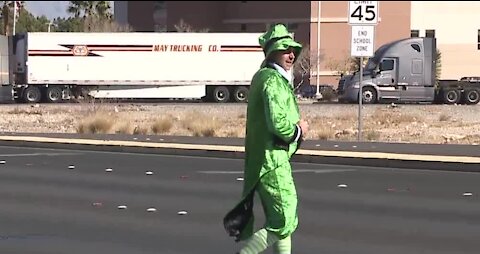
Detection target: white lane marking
<box><xmin>0</xmin><ymin>153</ymin><xmax>80</xmax><ymax>157</ymax></box>
<box><xmin>197</xmin><ymin>169</ymin><xmax>357</xmax><ymax>174</ymax></box>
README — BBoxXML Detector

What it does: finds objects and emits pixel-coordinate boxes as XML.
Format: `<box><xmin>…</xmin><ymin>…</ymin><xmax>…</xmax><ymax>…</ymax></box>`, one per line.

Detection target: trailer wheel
<box><xmin>213</xmin><ymin>86</ymin><xmax>230</xmax><ymax>103</ymax></box>
<box><xmin>464</xmin><ymin>89</ymin><xmax>480</xmax><ymax>105</ymax></box>
<box><xmin>45</xmin><ymin>86</ymin><xmax>63</xmax><ymax>103</ymax></box>
<box><xmin>442</xmin><ymin>89</ymin><xmax>460</xmax><ymax>104</ymax></box>
<box><xmin>361</xmin><ymin>86</ymin><xmax>377</xmax><ymax>104</ymax></box>
<box><xmin>232</xmin><ymin>86</ymin><xmax>248</xmax><ymax>103</ymax></box>
<box><xmin>23</xmin><ymin>86</ymin><xmax>42</xmax><ymax>103</ymax></box>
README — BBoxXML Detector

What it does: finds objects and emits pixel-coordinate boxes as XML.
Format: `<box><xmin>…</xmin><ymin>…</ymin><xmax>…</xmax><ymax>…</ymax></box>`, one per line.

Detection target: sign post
<box><xmin>348</xmin><ymin>1</ymin><xmax>378</xmax><ymax>141</ymax></box>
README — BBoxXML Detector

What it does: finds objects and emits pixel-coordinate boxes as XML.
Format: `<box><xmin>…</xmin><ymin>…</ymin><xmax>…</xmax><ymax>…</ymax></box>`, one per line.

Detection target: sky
<box><xmin>24</xmin><ymin>1</ymin><xmax>115</xmax><ymax>20</ymax></box>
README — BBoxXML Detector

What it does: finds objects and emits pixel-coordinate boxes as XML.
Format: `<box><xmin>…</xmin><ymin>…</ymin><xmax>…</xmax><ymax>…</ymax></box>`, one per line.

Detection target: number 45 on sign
<box><xmin>349</xmin><ymin>1</ymin><xmax>378</xmax><ymax>25</ymax></box>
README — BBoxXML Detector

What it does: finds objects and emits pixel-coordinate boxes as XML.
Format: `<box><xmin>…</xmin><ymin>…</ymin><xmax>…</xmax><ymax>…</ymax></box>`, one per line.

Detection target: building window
<box><xmin>426</xmin><ymin>29</ymin><xmax>435</xmax><ymax>38</ymax></box>
<box><xmin>240</xmin><ymin>24</ymin><xmax>247</xmax><ymax>31</ymax></box>
<box><xmin>411</xmin><ymin>44</ymin><xmax>421</xmax><ymax>53</ymax></box>
<box><xmin>411</xmin><ymin>30</ymin><xmax>419</xmax><ymax>38</ymax></box>
<box><xmin>478</xmin><ymin>29</ymin><xmax>480</xmax><ymax>50</ymax></box>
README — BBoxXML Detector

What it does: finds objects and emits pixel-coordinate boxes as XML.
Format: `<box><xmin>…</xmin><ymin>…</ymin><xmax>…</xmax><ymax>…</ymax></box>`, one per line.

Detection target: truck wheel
<box><xmin>361</xmin><ymin>87</ymin><xmax>377</xmax><ymax>104</ymax></box>
<box><xmin>23</xmin><ymin>86</ymin><xmax>41</xmax><ymax>103</ymax></box>
<box><xmin>46</xmin><ymin>86</ymin><xmax>63</xmax><ymax>103</ymax></box>
<box><xmin>442</xmin><ymin>89</ymin><xmax>460</xmax><ymax>104</ymax></box>
<box><xmin>463</xmin><ymin>89</ymin><xmax>480</xmax><ymax>105</ymax></box>
<box><xmin>232</xmin><ymin>86</ymin><xmax>248</xmax><ymax>103</ymax></box>
<box><xmin>213</xmin><ymin>86</ymin><xmax>230</xmax><ymax>103</ymax></box>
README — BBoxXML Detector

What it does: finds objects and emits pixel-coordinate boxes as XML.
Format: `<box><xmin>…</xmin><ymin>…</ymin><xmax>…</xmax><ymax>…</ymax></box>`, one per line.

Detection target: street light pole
<box><xmin>46</xmin><ymin>22</ymin><xmax>54</xmax><ymax>32</ymax></box>
<box><xmin>13</xmin><ymin>1</ymin><xmax>17</xmax><ymax>35</ymax></box>
<box><xmin>315</xmin><ymin>1</ymin><xmax>322</xmax><ymax>99</ymax></box>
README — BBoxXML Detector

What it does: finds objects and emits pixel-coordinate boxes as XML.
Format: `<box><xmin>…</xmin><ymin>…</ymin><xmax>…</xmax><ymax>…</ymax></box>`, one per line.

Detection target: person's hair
<box><xmin>266</xmin><ymin>50</ymin><xmax>280</xmax><ymax>64</ymax></box>
<box><xmin>266</xmin><ymin>52</ymin><xmax>275</xmax><ymax>63</ymax></box>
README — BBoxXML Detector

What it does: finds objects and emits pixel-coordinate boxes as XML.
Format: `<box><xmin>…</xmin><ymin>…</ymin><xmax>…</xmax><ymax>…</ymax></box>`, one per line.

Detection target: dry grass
<box><xmin>151</xmin><ymin>116</ymin><xmax>174</xmax><ymax>134</ymax></box>
<box><xmin>316</xmin><ymin>128</ymin><xmax>336</xmax><ymax>140</ymax></box>
<box><xmin>133</xmin><ymin>125</ymin><xmax>149</xmax><ymax>135</ymax></box>
<box><xmin>364</xmin><ymin>130</ymin><xmax>381</xmax><ymax>141</ymax></box>
<box><xmin>439</xmin><ymin>113</ymin><xmax>451</xmax><ymax>121</ymax></box>
<box><xmin>4</xmin><ymin>102</ymin><xmax>480</xmax><ymax>145</ymax></box>
<box><xmin>334</xmin><ymin>112</ymin><xmax>357</xmax><ymax>121</ymax></box>
<box><xmin>308</xmin><ymin>117</ymin><xmax>336</xmax><ymax>140</ymax></box>
<box><xmin>7</xmin><ymin>107</ymin><xmax>42</xmax><ymax>115</ymax></box>
<box><xmin>116</xmin><ymin>122</ymin><xmax>134</xmax><ymax>134</ymax></box>
<box><xmin>76</xmin><ymin>111</ymin><xmax>116</xmax><ymax>134</ymax></box>
<box><xmin>181</xmin><ymin>110</ymin><xmax>220</xmax><ymax>137</ymax></box>
<box><xmin>368</xmin><ymin>109</ymin><xmax>420</xmax><ymax>126</ymax></box>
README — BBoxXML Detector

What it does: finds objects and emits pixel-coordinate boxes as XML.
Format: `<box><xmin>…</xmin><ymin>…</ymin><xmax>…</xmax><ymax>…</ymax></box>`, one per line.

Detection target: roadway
<box><xmin>0</xmin><ymin>146</ymin><xmax>479</xmax><ymax>254</ymax></box>
<box><xmin>1</xmin><ymin>132</ymin><xmax>479</xmax><ymax>172</ymax></box>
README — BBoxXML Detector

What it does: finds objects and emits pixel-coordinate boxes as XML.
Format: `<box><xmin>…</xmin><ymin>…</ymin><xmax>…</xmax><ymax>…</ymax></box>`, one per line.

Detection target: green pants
<box><xmin>257</xmin><ymin>161</ymin><xmax>298</xmax><ymax>239</ymax></box>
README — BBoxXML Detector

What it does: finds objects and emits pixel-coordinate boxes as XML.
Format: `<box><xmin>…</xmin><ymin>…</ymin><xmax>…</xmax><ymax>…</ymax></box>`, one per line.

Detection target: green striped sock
<box><xmin>273</xmin><ymin>236</ymin><xmax>291</xmax><ymax>254</ymax></box>
<box><xmin>239</xmin><ymin>228</ymin><xmax>279</xmax><ymax>254</ymax></box>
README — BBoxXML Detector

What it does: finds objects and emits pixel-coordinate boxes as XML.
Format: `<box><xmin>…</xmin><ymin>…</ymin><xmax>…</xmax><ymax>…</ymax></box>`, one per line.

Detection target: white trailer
<box><xmin>0</xmin><ymin>35</ymin><xmax>13</xmax><ymax>102</ymax></box>
<box><xmin>10</xmin><ymin>31</ymin><xmax>266</xmax><ymax>103</ymax></box>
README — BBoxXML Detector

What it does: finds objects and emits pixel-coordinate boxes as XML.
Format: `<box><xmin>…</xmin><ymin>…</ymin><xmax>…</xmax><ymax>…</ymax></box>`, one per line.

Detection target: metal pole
<box><xmin>13</xmin><ymin>1</ymin><xmax>17</xmax><ymax>35</ymax></box>
<box><xmin>358</xmin><ymin>56</ymin><xmax>363</xmax><ymax>141</ymax></box>
<box><xmin>315</xmin><ymin>1</ymin><xmax>321</xmax><ymax>99</ymax></box>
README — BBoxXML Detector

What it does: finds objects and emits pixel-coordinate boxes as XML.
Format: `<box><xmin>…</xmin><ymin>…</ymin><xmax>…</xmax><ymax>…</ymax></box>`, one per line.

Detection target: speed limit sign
<box><xmin>348</xmin><ymin>1</ymin><xmax>378</xmax><ymax>25</ymax></box>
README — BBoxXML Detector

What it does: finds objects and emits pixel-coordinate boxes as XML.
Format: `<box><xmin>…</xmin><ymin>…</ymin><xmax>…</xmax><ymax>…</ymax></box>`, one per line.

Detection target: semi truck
<box><xmin>0</xmin><ymin>31</ymin><xmax>267</xmax><ymax>103</ymax></box>
<box><xmin>337</xmin><ymin>37</ymin><xmax>480</xmax><ymax>105</ymax></box>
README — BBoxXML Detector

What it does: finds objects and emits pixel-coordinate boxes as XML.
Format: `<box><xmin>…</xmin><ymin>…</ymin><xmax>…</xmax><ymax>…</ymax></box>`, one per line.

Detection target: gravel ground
<box><xmin>0</xmin><ymin>101</ymin><xmax>479</xmax><ymax>145</ymax></box>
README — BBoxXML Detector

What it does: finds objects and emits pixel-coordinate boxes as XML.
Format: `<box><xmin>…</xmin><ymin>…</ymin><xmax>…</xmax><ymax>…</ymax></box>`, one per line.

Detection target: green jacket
<box><xmin>242</xmin><ymin>64</ymin><xmax>301</xmax><ymax>198</ymax></box>
<box><xmin>223</xmin><ymin>62</ymin><xmax>302</xmax><ymax>241</ymax></box>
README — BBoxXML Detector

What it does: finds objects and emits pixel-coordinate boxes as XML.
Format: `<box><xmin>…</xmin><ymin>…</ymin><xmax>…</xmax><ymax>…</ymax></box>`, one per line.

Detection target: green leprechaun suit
<box><xmin>224</xmin><ymin>24</ymin><xmax>304</xmax><ymax>244</ymax></box>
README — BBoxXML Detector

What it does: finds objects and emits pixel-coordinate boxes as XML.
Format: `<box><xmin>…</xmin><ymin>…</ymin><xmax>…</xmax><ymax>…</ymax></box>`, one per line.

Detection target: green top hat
<box><xmin>258</xmin><ymin>23</ymin><xmax>303</xmax><ymax>63</ymax></box>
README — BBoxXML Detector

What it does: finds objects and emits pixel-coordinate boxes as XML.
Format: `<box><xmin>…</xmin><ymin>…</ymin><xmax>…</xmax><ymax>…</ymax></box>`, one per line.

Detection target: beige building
<box><xmin>411</xmin><ymin>2</ymin><xmax>480</xmax><ymax>80</ymax></box>
<box><xmin>114</xmin><ymin>1</ymin><xmax>411</xmax><ymax>87</ymax></box>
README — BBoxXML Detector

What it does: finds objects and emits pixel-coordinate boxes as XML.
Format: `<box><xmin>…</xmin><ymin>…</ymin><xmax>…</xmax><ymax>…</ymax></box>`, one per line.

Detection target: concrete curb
<box><xmin>0</xmin><ymin>135</ymin><xmax>479</xmax><ymax>172</ymax></box>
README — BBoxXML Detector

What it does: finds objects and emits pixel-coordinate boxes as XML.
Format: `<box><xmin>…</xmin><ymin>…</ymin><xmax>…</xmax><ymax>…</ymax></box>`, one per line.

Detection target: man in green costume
<box><xmin>224</xmin><ymin>23</ymin><xmax>309</xmax><ymax>254</ymax></box>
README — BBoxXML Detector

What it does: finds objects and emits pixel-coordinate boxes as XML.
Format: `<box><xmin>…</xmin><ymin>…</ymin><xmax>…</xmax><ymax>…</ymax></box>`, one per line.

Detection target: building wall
<box><xmin>166</xmin><ymin>1</ymin><xmax>226</xmax><ymax>32</ymax></box>
<box><xmin>114</xmin><ymin>1</ymin><xmax>410</xmax><ymax>87</ymax></box>
<box><xmin>411</xmin><ymin>2</ymin><xmax>480</xmax><ymax>80</ymax></box>
<box><xmin>113</xmin><ymin>1</ymin><xmax>128</xmax><ymax>26</ymax></box>
<box><xmin>126</xmin><ymin>1</ymin><xmax>155</xmax><ymax>32</ymax></box>
<box><xmin>310</xmin><ymin>1</ymin><xmax>411</xmax><ymax>86</ymax></box>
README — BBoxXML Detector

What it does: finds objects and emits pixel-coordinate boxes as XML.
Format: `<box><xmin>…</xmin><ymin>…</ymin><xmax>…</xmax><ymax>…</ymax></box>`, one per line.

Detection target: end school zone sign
<box><xmin>350</xmin><ymin>25</ymin><xmax>375</xmax><ymax>57</ymax></box>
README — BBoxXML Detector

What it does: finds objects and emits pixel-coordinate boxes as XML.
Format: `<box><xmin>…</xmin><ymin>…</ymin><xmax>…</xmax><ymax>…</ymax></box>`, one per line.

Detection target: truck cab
<box><xmin>337</xmin><ymin>37</ymin><xmax>437</xmax><ymax>104</ymax></box>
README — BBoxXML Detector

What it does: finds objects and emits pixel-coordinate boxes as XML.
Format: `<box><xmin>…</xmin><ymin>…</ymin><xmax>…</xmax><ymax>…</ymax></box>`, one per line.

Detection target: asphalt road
<box><xmin>0</xmin><ymin>146</ymin><xmax>479</xmax><ymax>254</ymax></box>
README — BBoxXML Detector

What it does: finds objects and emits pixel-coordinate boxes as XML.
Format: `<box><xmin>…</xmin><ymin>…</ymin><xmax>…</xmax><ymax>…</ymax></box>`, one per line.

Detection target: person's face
<box><xmin>271</xmin><ymin>47</ymin><xmax>296</xmax><ymax>71</ymax></box>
